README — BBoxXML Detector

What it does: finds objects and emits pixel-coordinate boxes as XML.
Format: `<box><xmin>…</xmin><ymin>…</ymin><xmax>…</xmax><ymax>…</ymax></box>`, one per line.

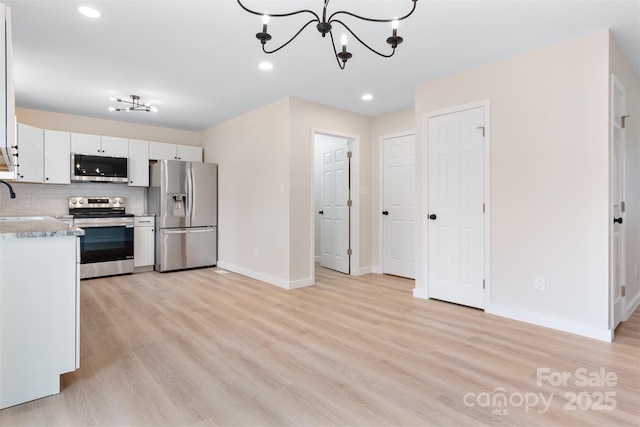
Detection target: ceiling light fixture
<box><xmin>259</xmin><ymin>61</ymin><xmax>274</xmax><ymax>71</ymax></box>
<box><xmin>108</xmin><ymin>95</ymin><xmax>156</xmax><ymax>112</ymax></box>
<box><xmin>78</xmin><ymin>6</ymin><xmax>101</xmax><ymax>18</ymax></box>
<box><xmin>237</xmin><ymin>0</ymin><xmax>418</xmax><ymax>70</ymax></box>
<box><xmin>362</xmin><ymin>94</ymin><xmax>373</xmax><ymax>101</ymax></box>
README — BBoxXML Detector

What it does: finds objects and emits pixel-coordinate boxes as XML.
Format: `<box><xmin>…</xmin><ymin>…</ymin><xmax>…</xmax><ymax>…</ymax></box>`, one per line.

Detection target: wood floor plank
<box><xmin>1</xmin><ymin>266</ymin><xmax>638</xmax><ymax>426</ymax></box>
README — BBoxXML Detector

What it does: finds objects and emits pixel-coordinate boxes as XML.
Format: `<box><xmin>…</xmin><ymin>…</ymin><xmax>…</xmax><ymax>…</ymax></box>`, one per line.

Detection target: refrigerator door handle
<box><xmin>163</xmin><ymin>228</ymin><xmax>215</xmax><ymax>234</ymax></box>
<box><xmin>186</xmin><ymin>163</ymin><xmax>193</xmax><ymax>226</ymax></box>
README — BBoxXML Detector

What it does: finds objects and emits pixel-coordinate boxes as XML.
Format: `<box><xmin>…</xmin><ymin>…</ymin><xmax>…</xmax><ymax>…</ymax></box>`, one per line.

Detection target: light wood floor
<box><xmin>1</xmin><ymin>267</ymin><xmax>638</xmax><ymax>426</ymax></box>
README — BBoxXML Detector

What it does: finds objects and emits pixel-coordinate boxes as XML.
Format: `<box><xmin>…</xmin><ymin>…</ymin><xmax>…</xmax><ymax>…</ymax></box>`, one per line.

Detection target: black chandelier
<box><xmin>108</xmin><ymin>94</ymin><xmax>156</xmax><ymax>112</ymax></box>
<box><xmin>237</xmin><ymin>0</ymin><xmax>418</xmax><ymax>70</ymax></box>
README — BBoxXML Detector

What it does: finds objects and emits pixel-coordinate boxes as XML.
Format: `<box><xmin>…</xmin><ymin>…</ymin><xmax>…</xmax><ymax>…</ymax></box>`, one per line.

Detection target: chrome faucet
<box><xmin>0</xmin><ymin>180</ymin><xmax>15</xmax><ymax>199</ymax></box>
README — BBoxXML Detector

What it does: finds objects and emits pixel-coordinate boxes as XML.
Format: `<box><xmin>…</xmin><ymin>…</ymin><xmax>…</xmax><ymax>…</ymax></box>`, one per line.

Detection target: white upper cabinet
<box><xmin>71</xmin><ymin>133</ymin><xmax>128</xmax><ymax>157</ymax></box>
<box><xmin>100</xmin><ymin>136</ymin><xmax>129</xmax><ymax>157</ymax></box>
<box><xmin>15</xmin><ymin>123</ymin><xmax>43</xmax><ymax>183</ymax></box>
<box><xmin>177</xmin><ymin>145</ymin><xmax>203</xmax><ymax>162</ymax></box>
<box><xmin>15</xmin><ymin>124</ymin><xmax>70</xmax><ymax>184</ymax></box>
<box><xmin>128</xmin><ymin>139</ymin><xmax>149</xmax><ymax>187</ymax></box>
<box><xmin>149</xmin><ymin>141</ymin><xmax>202</xmax><ymax>162</ymax></box>
<box><xmin>0</xmin><ymin>4</ymin><xmax>16</xmax><ymax>175</ymax></box>
<box><xmin>148</xmin><ymin>141</ymin><xmax>174</xmax><ymax>160</ymax></box>
<box><xmin>70</xmin><ymin>132</ymin><xmax>100</xmax><ymax>155</ymax></box>
<box><xmin>44</xmin><ymin>130</ymin><xmax>70</xmax><ymax>184</ymax></box>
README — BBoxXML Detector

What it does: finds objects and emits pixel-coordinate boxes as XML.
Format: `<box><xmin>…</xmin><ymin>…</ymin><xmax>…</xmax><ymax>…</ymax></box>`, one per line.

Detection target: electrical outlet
<box><xmin>534</xmin><ymin>275</ymin><xmax>546</xmax><ymax>291</ymax></box>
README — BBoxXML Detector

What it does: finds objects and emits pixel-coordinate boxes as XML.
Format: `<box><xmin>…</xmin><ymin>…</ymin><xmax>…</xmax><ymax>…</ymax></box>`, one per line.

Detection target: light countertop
<box><xmin>0</xmin><ymin>216</ymin><xmax>85</xmax><ymax>239</ymax></box>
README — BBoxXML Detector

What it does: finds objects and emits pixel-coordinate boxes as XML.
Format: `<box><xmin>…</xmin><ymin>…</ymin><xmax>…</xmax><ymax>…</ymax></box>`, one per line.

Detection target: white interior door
<box><xmin>611</xmin><ymin>74</ymin><xmax>626</xmax><ymax>329</ymax></box>
<box><xmin>382</xmin><ymin>134</ymin><xmax>416</xmax><ymax>278</ymax></box>
<box><xmin>320</xmin><ymin>136</ymin><xmax>350</xmax><ymax>274</ymax></box>
<box><xmin>428</xmin><ymin>107</ymin><xmax>485</xmax><ymax>309</ymax></box>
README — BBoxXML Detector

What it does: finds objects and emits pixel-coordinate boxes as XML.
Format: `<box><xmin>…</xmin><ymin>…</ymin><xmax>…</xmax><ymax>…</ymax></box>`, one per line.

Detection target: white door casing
<box><xmin>427</xmin><ymin>106</ymin><xmax>486</xmax><ymax>309</ymax></box>
<box><xmin>319</xmin><ymin>136</ymin><xmax>350</xmax><ymax>274</ymax></box>
<box><xmin>382</xmin><ymin>134</ymin><xmax>416</xmax><ymax>278</ymax></box>
<box><xmin>610</xmin><ymin>74</ymin><xmax>626</xmax><ymax>329</ymax></box>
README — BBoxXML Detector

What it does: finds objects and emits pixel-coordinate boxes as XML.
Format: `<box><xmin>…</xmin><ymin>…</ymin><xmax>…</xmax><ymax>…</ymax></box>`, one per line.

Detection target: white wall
<box><xmin>200</xmin><ymin>97</ymin><xmax>373</xmax><ymax>287</ymax></box>
<box><xmin>610</xmin><ymin>34</ymin><xmax>640</xmax><ymax>319</ymax></box>
<box><xmin>199</xmin><ymin>98</ymin><xmax>292</xmax><ymax>288</ymax></box>
<box><xmin>414</xmin><ymin>30</ymin><xmax>612</xmax><ymax>340</ymax></box>
<box><xmin>289</xmin><ymin>98</ymin><xmax>373</xmax><ymax>279</ymax></box>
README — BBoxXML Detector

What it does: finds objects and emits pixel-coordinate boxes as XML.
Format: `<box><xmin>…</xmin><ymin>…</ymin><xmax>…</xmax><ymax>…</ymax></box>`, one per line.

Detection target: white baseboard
<box><xmin>413</xmin><ymin>287</ymin><xmax>430</xmax><ymax>299</ymax></box>
<box><xmin>354</xmin><ymin>266</ymin><xmax>373</xmax><ymax>276</ymax></box>
<box><xmin>372</xmin><ymin>265</ymin><xmax>383</xmax><ymax>274</ymax></box>
<box><xmin>314</xmin><ymin>255</ymin><xmax>321</xmax><ymax>263</ymax></box>
<box><xmin>624</xmin><ymin>291</ymin><xmax>640</xmax><ymax>321</ymax></box>
<box><xmin>487</xmin><ymin>304</ymin><xmax>613</xmax><ymax>342</ymax></box>
<box><xmin>216</xmin><ymin>261</ymin><xmax>314</xmax><ymax>290</ymax></box>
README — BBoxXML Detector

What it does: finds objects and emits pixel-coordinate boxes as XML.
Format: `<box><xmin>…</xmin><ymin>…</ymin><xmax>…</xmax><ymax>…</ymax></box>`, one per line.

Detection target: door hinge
<box><xmin>347</xmin><ymin>151</ymin><xmax>353</xmax><ymax>158</ymax></box>
<box><xmin>347</xmin><ymin>200</ymin><xmax>352</xmax><ymax>207</ymax></box>
<box><xmin>483</xmin><ymin>279</ymin><xmax>485</xmax><ymax>289</ymax></box>
<box><xmin>621</xmin><ymin>286</ymin><xmax>626</xmax><ymax>297</ymax></box>
<box><xmin>476</xmin><ymin>126</ymin><xmax>485</xmax><ymax>137</ymax></box>
<box><xmin>621</xmin><ymin>115</ymin><xmax>630</xmax><ymax>129</ymax></box>
<box><xmin>621</xmin><ymin>201</ymin><xmax>626</xmax><ymax>213</ymax></box>
<box><xmin>347</xmin><ymin>248</ymin><xmax>352</xmax><ymax>256</ymax></box>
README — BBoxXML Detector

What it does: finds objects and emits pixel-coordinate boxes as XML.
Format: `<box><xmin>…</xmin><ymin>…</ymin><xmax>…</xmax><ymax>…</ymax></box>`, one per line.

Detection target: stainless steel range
<box><xmin>69</xmin><ymin>196</ymin><xmax>134</xmax><ymax>279</ymax></box>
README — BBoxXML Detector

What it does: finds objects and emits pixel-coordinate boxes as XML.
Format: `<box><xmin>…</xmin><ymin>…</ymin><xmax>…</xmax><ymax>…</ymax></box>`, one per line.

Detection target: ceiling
<box><xmin>5</xmin><ymin>0</ymin><xmax>639</xmax><ymax>132</ymax></box>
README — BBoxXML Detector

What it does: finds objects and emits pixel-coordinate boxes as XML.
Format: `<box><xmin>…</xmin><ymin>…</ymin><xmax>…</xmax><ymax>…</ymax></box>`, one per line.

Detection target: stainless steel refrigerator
<box><xmin>148</xmin><ymin>160</ymin><xmax>217</xmax><ymax>272</ymax></box>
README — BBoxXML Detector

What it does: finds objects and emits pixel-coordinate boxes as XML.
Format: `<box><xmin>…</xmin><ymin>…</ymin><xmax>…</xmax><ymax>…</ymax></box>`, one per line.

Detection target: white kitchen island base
<box><xmin>0</xmin><ymin>218</ymin><xmax>82</xmax><ymax>409</ymax></box>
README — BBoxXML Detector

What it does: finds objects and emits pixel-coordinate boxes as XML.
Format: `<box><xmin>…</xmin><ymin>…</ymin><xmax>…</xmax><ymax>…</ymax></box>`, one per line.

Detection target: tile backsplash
<box><xmin>0</xmin><ymin>182</ymin><xmax>146</xmax><ymax>217</ymax></box>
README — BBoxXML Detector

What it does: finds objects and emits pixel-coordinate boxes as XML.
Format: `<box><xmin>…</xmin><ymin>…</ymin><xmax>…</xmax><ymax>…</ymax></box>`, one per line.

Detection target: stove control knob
<box><xmin>71</xmin><ymin>198</ymin><xmax>77</xmax><ymax>204</ymax></box>
<box><xmin>79</xmin><ymin>199</ymin><xmax>85</xmax><ymax>204</ymax></box>
<box><xmin>114</xmin><ymin>198</ymin><xmax>121</xmax><ymax>204</ymax></box>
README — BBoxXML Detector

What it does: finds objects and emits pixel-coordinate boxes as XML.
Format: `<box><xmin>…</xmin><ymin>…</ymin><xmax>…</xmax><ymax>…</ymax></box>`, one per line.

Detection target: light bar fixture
<box><xmin>108</xmin><ymin>95</ymin><xmax>156</xmax><ymax>112</ymax></box>
<box><xmin>237</xmin><ymin>0</ymin><xmax>418</xmax><ymax>70</ymax></box>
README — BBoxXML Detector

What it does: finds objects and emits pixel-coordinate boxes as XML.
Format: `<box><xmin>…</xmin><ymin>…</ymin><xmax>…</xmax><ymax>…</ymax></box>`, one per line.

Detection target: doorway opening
<box><xmin>313</xmin><ymin>131</ymin><xmax>359</xmax><ymax>277</ymax></box>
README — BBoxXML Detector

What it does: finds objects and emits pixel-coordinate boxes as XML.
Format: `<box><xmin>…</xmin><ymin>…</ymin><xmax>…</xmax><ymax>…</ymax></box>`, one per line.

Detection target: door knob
<box><xmin>382</xmin><ymin>211</ymin><xmax>389</xmax><ymax>216</ymax></box>
<box><xmin>318</xmin><ymin>210</ymin><xmax>324</xmax><ymax>215</ymax></box>
<box><xmin>429</xmin><ymin>214</ymin><xmax>437</xmax><ymax>220</ymax></box>
<box><xmin>614</xmin><ymin>217</ymin><xmax>623</xmax><ymax>224</ymax></box>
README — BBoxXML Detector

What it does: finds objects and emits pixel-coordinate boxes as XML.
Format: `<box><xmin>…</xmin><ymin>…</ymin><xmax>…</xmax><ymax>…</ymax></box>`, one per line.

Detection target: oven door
<box><xmin>74</xmin><ymin>218</ymin><xmax>134</xmax><ymax>278</ymax></box>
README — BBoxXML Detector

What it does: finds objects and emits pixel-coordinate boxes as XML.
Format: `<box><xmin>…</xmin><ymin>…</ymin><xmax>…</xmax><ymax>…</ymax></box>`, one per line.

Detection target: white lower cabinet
<box><xmin>134</xmin><ymin>215</ymin><xmax>155</xmax><ymax>271</ymax></box>
<box><xmin>0</xmin><ymin>235</ymin><xmax>79</xmax><ymax>409</ymax></box>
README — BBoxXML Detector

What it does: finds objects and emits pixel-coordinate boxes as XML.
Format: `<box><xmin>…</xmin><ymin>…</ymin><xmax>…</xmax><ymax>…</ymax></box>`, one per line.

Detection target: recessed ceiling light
<box><xmin>362</xmin><ymin>94</ymin><xmax>373</xmax><ymax>101</ymax></box>
<box><xmin>259</xmin><ymin>62</ymin><xmax>273</xmax><ymax>71</ymax></box>
<box><xmin>78</xmin><ymin>6</ymin><xmax>101</xmax><ymax>18</ymax></box>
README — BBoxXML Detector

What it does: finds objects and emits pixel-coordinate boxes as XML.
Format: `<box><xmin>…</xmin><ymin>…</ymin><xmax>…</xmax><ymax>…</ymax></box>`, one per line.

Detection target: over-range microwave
<box><xmin>71</xmin><ymin>153</ymin><xmax>128</xmax><ymax>183</ymax></box>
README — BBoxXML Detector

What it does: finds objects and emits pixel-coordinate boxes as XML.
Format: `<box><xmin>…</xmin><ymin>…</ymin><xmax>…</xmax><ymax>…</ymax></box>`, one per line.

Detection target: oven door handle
<box><xmin>162</xmin><ymin>228</ymin><xmax>214</xmax><ymax>234</ymax></box>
